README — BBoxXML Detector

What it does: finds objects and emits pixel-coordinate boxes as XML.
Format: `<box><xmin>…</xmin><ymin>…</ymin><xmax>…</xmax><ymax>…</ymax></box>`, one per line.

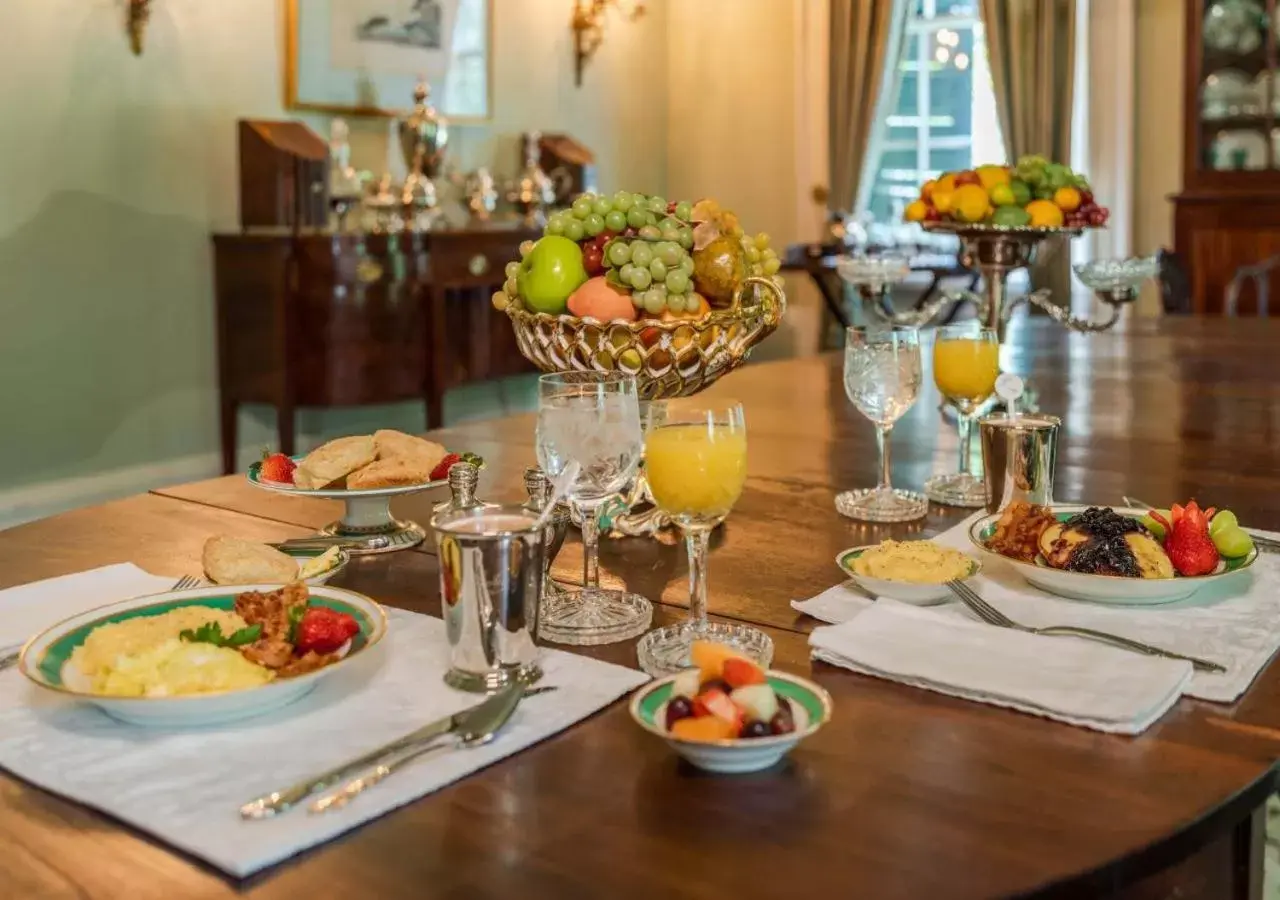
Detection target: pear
<box><xmin>692</xmin><ymin>235</ymin><xmax>746</xmax><ymax>306</ymax></box>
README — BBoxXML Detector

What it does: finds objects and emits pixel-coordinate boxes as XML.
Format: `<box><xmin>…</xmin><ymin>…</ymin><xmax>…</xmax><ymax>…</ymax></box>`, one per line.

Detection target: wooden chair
<box><xmin>1224</xmin><ymin>255</ymin><xmax>1279</xmax><ymax>316</ymax></box>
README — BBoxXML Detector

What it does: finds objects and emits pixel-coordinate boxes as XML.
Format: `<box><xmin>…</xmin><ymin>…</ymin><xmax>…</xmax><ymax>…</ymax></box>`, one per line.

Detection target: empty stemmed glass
<box><xmin>536</xmin><ymin>372</ymin><xmax>653</xmax><ymax>645</ymax></box>
<box><xmin>635</xmin><ymin>401</ymin><xmax>772</xmax><ymax>676</ymax></box>
<box><xmin>835</xmin><ymin>325</ymin><xmax>928</xmax><ymax>522</ymax></box>
<box><xmin>924</xmin><ymin>323</ymin><xmax>999</xmax><ymax>507</ymax></box>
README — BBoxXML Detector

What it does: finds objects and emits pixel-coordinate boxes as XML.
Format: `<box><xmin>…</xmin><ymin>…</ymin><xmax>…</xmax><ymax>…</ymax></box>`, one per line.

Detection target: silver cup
<box><xmin>978</xmin><ymin>413</ymin><xmax>1061</xmax><ymax>513</ymax></box>
<box><xmin>432</xmin><ymin>505</ymin><xmax>545</xmax><ymax>693</ymax></box>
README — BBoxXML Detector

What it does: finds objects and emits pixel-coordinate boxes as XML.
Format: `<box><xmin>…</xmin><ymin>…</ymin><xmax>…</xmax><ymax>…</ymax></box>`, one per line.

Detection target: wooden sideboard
<box><xmin>212</xmin><ymin>226</ymin><xmax>539</xmax><ymax>474</ymax></box>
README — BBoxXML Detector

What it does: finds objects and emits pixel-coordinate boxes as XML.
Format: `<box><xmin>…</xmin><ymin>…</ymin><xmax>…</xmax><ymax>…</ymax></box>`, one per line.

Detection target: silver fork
<box><xmin>0</xmin><ymin>574</ymin><xmax>203</xmax><ymax>673</ymax></box>
<box><xmin>945</xmin><ymin>579</ymin><xmax>1227</xmax><ymax>673</ymax></box>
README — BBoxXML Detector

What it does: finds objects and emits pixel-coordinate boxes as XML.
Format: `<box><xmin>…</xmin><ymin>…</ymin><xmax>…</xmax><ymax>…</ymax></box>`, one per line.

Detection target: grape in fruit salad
<box><xmin>662</xmin><ymin>640</ymin><xmax>796</xmax><ymax>742</ymax></box>
<box><xmin>490</xmin><ymin>192</ymin><xmax>782</xmax><ymax>320</ymax></box>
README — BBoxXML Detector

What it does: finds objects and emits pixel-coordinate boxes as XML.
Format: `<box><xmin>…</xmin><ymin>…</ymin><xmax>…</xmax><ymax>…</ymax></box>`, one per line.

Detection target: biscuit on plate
<box><xmin>347</xmin><ymin>456</ymin><xmax>433</xmax><ymax>490</ymax></box>
<box><xmin>373</xmin><ymin>429</ymin><xmax>448</xmax><ymax>472</ymax></box>
<box><xmin>202</xmin><ymin>536</ymin><xmax>299</xmax><ymax>585</ymax></box>
<box><xmin>293</xmin><ymin>435</ymin><xmax>376</xmax><ymax>489</ymax></box>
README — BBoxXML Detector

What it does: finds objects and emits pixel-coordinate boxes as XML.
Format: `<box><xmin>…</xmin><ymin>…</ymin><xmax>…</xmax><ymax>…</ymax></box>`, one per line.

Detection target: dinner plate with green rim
<box><xmin>19</xmin><ymin>584</ymin><xmax>387</xmax><ymax>728</ymax></box>
<box><xmin>630</xmin><ymin>671</ymin><xmax>831</xmax><ymax>774</ymax></box>
<box><xmin>247</xmin><ymin>456</ymin><xmax>449</xmax><ymax>499</ymax></box>
<box><xmin>968</xmin><ymin>505</ymin><xmax>1260</xmax><ymax>605</ymax></box>
<box><xmin>836</xmin><ymin>545</ymin><xmax>981</xmax><ymax>605</ymax></box>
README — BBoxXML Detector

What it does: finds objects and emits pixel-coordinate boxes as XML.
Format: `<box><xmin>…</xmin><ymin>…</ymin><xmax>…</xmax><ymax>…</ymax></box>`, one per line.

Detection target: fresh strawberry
<box><xmin>430</xmin><ymin>453</ymin><xmax>462</xmax><ymax>481</ymax></box>
<box><xmin>696</xmin><ymin>687</ymin><xmax>742</xmax><ymax>730</ymax></box>
<box><xmin>260</xmin><ymin>450</ymin><xmax>296</xmax><ymax>485</ymax></box>
<box><xmin>1151</xmin><ymin>501</ymin><xmax>1220</xmax><ymax>577</ymax></box>
<box><xmin>294</xmin><ymin>606</ymin><xmax>359</xmax><ymax>655</ymax></box>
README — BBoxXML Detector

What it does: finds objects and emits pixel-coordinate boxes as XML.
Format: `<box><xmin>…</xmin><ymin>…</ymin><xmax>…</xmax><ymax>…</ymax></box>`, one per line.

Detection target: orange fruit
<box><xmin>951</xmin><ymin>184</ymin><xmax>993</xmax><ymax>223</ymax></box>
<box><xmin>1025</xmin><ymin>199</ymin><xmax>1065</xmax><ymax>228</ymax></box>
<box><xmin>920</xmin><ymin>179</ymin><xmax>938</xmax><ymax>201</ymax></box>
<box><xmin>1053</xmin><ymin>186</ymin><xmax>1082</xmax><ymax>212</ymax></box>
<box><xmin>976</xmin><ymin>165</ymin><xmax>1011</xmax><ymax>191</ymax></box>
<box><xmin>690</xmin><ymin>639</ymin><xmax>747</xmax><ymax>681</ymax></box>
<box><xmin>904</xmin><ymin>200</ymin><xmax>928</xmax><ymax>222</ymax></box>
<box><xmin>935</xmin><ymin>173</ymin><xmax>957</xmax><ymax>193</ymax></box>
<box><xmin>671</xmin><ymin>715</ymin><xmax>738</xmax><ymax>742</ymax></box>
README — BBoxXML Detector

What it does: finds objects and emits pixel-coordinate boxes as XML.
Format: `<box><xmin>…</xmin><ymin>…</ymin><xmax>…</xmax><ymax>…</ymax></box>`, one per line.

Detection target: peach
<box><xmin>566</xmin><ymin>276</ymin><xmax>637</xmax><ymax>322</ymax></box>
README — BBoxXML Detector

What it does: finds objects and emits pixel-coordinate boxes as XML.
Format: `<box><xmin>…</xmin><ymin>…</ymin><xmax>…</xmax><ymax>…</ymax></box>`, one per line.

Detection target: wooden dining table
<box><xmin>4</xmin><ymin>315</ymin><xmax>1280</xmax><ymax>899</ymax></box>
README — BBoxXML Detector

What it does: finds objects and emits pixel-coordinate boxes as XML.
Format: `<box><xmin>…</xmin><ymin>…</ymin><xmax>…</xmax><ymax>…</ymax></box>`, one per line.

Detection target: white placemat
<box><xmin>796</xmin><ymin>515</ymin><xmax>1280</xmax><ymax>704</ymax></box>
<box><xmin>0</xmin><ymin>567</ymin><xmax>648</xmax><ymax>877</ymax></box>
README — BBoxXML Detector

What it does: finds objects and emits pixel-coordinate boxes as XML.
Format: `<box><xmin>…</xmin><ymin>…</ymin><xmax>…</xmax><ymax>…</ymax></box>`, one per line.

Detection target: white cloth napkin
<box><xmin>796</xmin><ymin>516</ymin><xmax>1280</xmax><ymax>709</ymax></box>
<box><xmin>0</xmin><ymin>567</ymin><xmax>648</xmax><ymax>877</ymax></box>
<box><xmin>810</xmin><ymin>599</ymin><xmax>1192</xmax><ymax>734</ymax></box>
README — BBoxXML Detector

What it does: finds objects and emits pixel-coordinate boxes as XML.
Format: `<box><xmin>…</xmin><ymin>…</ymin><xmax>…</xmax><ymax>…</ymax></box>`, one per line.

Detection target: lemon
<box><xmin>1053</xmin><ymin>186</ymin><xmax>1082</xmax><ymax>212</ymax></box>
<box><xmin>1025</xmin><ymin>200</ymin><xmax>1065</xmax><ymax>228</ymax></box>
<box><xmin>904</xmin><ymin>200</ymin><xmax>928</xmax><ymax>222</ymax></box>
<box><xmin>989</xmin><ymin>183</ymin><xmax>1016</xmax><ymax>207</ymax></box>
<box><xmin>951</xmin><ymin>184</ymin><xmax>992</xmax><ymax>224</ymax></box>
<box><xmin>976</xmin><ymin>165</ymin><xmax>1011</xmax><ymax>191</ymax></box>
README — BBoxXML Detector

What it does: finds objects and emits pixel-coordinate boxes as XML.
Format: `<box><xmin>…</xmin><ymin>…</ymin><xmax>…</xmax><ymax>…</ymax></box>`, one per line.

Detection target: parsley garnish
<box><xmin>179</xmin><ymin>621</ymin><xmax>262</xmax><ymax>648</ymax></box>
<box><xmin>286</xmin><ymin>605</ymin><xmax>308</xmax><ymax>644</ymax></box>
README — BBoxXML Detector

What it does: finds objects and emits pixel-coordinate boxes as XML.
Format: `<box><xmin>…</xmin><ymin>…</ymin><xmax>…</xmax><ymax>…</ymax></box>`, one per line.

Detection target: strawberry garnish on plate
<box><xmin>260</xmin><ymin>450</ymin><xmax>296</xmax><ymax>485</ymax></box>
<box><xmin>294</xmin><ymin>606</ymin><xmax>359</xmax><ymax>655</ymax></box>
<box><xmin>1150</xmin><ymin>501</ymin><xmax>1220</xmax><ymax>577</ymax></box>
<box><xmin>430</xmin><ymin>453</ymin><xmax>462</xmax><ymax>481</ymax></box>
<box><xmin>429</xmin><ymin>451</ymin><xmax>485</xmax><ymax>481</ymax></box>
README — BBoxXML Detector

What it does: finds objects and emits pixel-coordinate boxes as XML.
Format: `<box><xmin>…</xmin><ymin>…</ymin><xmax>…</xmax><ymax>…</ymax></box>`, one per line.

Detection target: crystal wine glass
<box><xmin>924</xmin><ymin>323</ymin><xmax>999</xmax><ymax>508</ymax></box>
<box><xmin>635</xmin><ymin>401</ymin><xmax>772</xmax><ymax>676</ymax></box>
<box><xmin>535</xmin><ymin>372</ymin><xmax>653</xmax><ymax>645</ymax></box>
<box><xmin>835</xmin><ymin>325</ymin><xmax>928</xmax><ymax>522</ymax></box>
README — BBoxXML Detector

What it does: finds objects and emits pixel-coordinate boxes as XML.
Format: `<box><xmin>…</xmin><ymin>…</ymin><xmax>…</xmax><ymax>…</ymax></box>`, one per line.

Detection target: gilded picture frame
<box><xmin>284</xmin><ymin>0</ymin><xmax>493</xmax><ymax>122</ymax></box>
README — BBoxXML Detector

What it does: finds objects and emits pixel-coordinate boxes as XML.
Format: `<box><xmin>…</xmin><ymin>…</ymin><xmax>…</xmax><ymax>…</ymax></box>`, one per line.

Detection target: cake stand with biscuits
<box><xmin>246</xmin><ymin>431</ymin><xmax>467</xmax><ymax>554</ymax></box>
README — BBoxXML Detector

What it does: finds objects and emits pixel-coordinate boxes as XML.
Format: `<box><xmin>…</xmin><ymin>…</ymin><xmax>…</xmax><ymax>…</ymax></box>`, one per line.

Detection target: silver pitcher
<box><xmin>433</xmin><ymin>505</ymin><xmax>545</xmax><ymax>693</ymax></box>
<box><xmin>521</xmin><ymin>466</ymin><xmax>570</xmax><ymax>599</ymax></box>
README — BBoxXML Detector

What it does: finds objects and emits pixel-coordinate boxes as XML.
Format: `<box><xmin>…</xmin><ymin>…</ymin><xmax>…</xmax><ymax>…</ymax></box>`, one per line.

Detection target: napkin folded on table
<box><xmin>0</xmin><ymin>564</ymin><xmax>649</xmax><ymax>878</ymax></box>
<box><xmin>809</xmin><ymin>599</ymin><xmax>1193</xmax><ymax>734</ymax></box>
<box><xmin>795</xmin><ymin>515</ymin><xmax>1280</xmax><ymax>728</ymax></box>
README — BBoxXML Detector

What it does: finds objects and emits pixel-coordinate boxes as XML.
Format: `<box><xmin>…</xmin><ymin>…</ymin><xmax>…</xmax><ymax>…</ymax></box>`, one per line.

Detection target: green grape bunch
<box><xmin>543</xmin><ymin>191</ymin><xmax>702</xmax><ymax>316</ymax></box>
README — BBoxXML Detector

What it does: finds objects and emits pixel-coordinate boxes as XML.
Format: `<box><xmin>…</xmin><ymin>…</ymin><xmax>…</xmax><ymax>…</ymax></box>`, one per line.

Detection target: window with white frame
<box><xmin>860</xmin><ymin>0</ymin><xmax>1005</xmax><ymax>223</ymax></box>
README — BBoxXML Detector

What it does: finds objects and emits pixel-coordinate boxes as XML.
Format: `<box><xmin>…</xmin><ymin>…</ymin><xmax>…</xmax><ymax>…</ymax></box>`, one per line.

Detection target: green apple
<box><xmin>517</xmin><ymin>236</ymin><xmax>587</xmax><ymax>314</ymax></box>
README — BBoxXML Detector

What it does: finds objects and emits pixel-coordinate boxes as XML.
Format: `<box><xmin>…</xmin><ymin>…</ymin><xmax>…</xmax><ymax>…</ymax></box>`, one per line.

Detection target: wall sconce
<box><xmin>571</xmin><ymin>0</ymin><xmax>645</xmax><ymax>87</ymax></box>
<box><xmin>127</xmin><ymin>0</ymin><xmax>152</xmax><ymax>55</ymax></box>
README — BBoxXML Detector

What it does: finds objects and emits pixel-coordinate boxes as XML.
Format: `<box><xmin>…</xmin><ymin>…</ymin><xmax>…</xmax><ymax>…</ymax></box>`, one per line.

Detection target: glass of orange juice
<box><xmin>635</xmin><ymin>401</ymin><xmax>772</xmax><ymax>676</ymax></box>
<box><xmin>924</xmin><ymin>323</ymin><xmax>999</xmax><ymax>508</ymax></box>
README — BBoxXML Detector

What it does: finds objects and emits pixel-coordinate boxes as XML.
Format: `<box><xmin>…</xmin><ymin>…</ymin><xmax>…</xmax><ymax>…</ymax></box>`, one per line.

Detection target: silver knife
<box><xmin>309</xmin><ymin>681</ymin><xmax>530</xmax><ymax>814</ymax></box>
<box><xmin>270</xmin><ymin>535</ymin><xmax>391</xmax><ymax>552</ymax></box>
<box><xmin>240</xmin><ymin>685</ymin><xmax>550</xmax><ymax>819</ymax></box>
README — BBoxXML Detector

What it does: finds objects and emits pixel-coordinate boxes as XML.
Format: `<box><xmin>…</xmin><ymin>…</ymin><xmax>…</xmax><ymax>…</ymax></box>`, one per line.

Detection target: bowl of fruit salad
<box><xmin>492</xmin><ymin>193</ymin><xmax>786</xmax><ymax>400</ymax></box>
<box><xmin>629</xmin><ymin>640</ymin><xmax>832</xmax><ymax>774</ymax></box>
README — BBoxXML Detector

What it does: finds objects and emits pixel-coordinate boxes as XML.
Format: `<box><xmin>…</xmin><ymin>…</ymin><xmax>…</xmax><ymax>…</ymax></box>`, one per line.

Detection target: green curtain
<box><xmin>980</xmin><ymin>0</ymin><xmax>1077</xmax><ymax>308</ymax></box>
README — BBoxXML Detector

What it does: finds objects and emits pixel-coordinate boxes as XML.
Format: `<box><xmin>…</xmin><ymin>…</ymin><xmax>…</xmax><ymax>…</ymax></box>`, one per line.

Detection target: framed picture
<box><xmin>284</xmin><ymin>0</ymin><xmax>492</xmax><ymax>122</ymax></box>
